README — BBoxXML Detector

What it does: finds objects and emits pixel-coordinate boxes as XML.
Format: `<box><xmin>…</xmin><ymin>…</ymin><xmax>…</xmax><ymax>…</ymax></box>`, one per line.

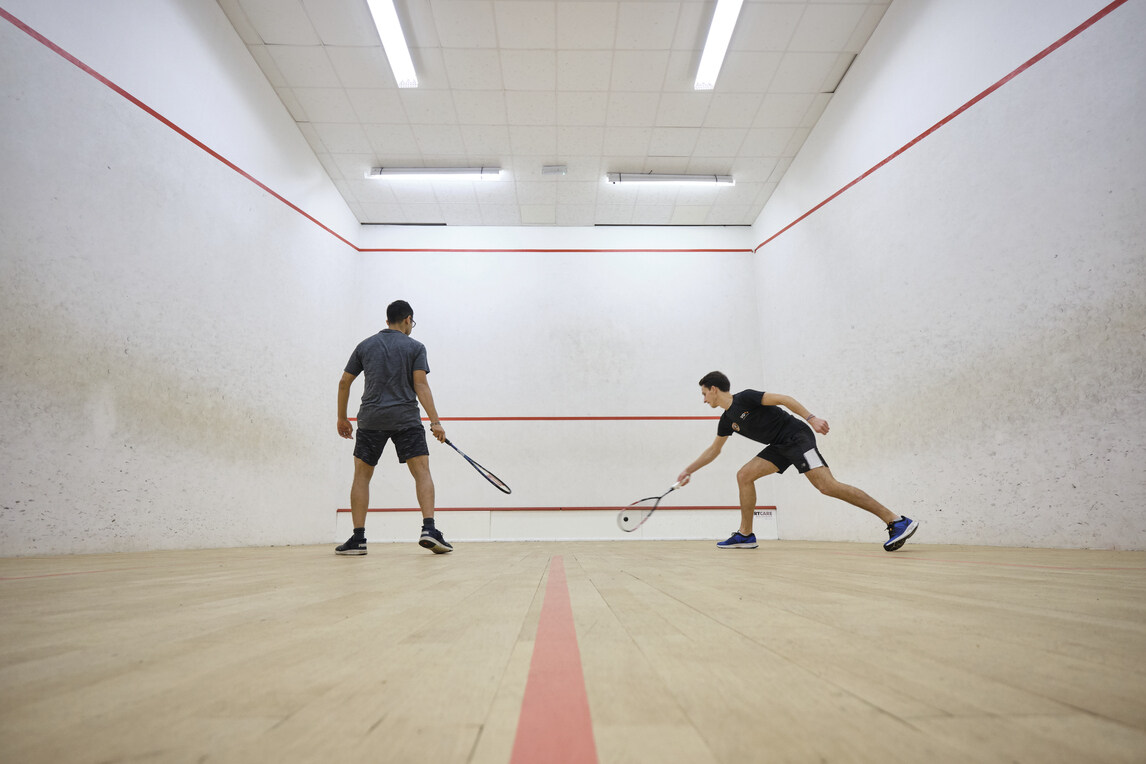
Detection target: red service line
<box><xmin>510</xmin><ymin>555</ymin><xmax>598</xmax><ymax>764</ymax></box>
<box><xmin>336</xmin><ymin>506</ymin><xmax>771</xmax><ymax>513</ymax></box>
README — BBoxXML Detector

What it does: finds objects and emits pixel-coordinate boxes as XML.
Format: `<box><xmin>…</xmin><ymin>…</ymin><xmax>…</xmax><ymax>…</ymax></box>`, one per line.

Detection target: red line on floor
<box><xmin>511</xmin><ymin>555</ymin><xmax>599</xmax><ymax>764</ymax></box>
<box><xmin>753</xmin><ymin>0</ymin><xmax>1131</xmax><ymax>253</ymax></box>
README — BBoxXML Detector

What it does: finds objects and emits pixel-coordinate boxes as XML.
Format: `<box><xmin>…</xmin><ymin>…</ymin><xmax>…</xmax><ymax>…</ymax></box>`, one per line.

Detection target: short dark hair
<box><xmin>386</xmin><ymin>300</ymin><xmax>413</xmax><ymax>325</ymax></box>
<box><xmin>699</xmin><ymin>371</ymin><xmax>730</xmax><ymax>392</ymax></box>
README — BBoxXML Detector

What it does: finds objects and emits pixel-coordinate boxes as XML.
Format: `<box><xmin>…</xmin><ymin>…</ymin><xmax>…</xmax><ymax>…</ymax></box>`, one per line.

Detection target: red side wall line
<box><xmin>753</xmin><ymin>0</ymin><xmax>1131</xmax><ymax>253</ymax></box>
<box><xmin>511</xmin><ymin>555</ymin><xmax>599</xmax><ymax>764</ymax></box>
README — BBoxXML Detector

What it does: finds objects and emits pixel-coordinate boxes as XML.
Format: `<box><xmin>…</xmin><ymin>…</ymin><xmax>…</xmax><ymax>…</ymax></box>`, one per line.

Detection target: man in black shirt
<box><xmin>678</xmin><ymin>371</ymin><xmax>917</xmax><ymax>551</ymax></box>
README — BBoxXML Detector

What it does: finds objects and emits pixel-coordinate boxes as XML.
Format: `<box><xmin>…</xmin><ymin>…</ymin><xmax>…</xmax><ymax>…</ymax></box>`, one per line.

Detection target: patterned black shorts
<box><xmin>353</xmin><ymin>426</ymin><xmax>429</xmax><ymax>466</ymax></box>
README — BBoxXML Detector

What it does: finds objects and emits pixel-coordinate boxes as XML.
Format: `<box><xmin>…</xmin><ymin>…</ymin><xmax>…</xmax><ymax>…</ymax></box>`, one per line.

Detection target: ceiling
<box><xmin>216</xmin><ymin>0</ymin><xmax>890</xmax><ymax>227</ymax></box>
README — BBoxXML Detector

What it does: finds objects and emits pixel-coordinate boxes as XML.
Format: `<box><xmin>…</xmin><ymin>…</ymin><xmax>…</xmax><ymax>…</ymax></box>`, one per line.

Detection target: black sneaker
<box><xmin>335</xmin><ymin>535</ymin><xmax>367</xmax><ymax>556</ymax></box>
<box><xmin>418</xmin><ymin>527</ymin><xmax>453</xmax><ymax>554</ymax></box>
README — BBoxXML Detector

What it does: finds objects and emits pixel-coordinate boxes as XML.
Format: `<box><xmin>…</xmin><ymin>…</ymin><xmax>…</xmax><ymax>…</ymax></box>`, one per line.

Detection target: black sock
<box><xmin>353</xmin><ymin>527</ymin><xmax>366</xmax><ymax>539</ymax></box>
<box><xmin>422</xmin><ymin>517</ymin><xmax>435</xmax><ymax>530</ymax></box>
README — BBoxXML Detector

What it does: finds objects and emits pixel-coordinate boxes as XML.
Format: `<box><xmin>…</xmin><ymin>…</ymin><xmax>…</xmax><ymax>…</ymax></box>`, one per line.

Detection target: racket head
<box><xmin>617</xmin><ymin>496</ymin><xmax>660</xmax><ymax>532</ymax></box>
<box><xmin>472</xmin><ymin>461</ymin><xmax>512</xmax><ymax>494</ymax></box>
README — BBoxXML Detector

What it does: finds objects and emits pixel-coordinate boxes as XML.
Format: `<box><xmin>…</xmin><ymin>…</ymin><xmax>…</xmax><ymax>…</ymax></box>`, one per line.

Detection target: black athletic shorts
<box><xmin>353</xmin><ymin>426</ymin><xmax>429</xmax><ymax>466</ymax></box>
<box><xmin>757</xmin><ymin>426</ymin><xmax>829</xmax><ymax>474</ymax></box>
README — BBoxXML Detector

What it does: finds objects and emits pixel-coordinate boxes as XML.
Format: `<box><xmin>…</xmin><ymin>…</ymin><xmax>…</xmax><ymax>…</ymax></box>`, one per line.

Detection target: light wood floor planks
<box><xmin>2</xmin><ymin>541</ymin><xmax>1144</xmax><ymax>763</ymax></box>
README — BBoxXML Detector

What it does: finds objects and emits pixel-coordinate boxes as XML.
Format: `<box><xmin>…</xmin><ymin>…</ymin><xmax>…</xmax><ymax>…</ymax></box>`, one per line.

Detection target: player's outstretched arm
<box><xmin>678</xmin><ymin>435</ymin><xmax>727</xmax><ymax>485</ymax></box>
<box><xmin>762</xmin><ymin>392</ymin><xmax>828</xmax><ymax>434</ymax></box>
<box><xmin>412</xmin><ymin>370</ymin><xmax>446</xmax><ymax>443</ymax></box>
<box><xmin>337</xmin><ymin>371</ymin><xmax>356</xmax><ymax>438</ymax></box>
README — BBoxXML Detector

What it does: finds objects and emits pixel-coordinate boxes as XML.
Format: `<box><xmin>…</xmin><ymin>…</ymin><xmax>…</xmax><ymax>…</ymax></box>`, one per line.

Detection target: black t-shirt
<box><xmin>716</xmin><ymin>389</ymin><xmax>806</xmax><ymax>445</ymax></box>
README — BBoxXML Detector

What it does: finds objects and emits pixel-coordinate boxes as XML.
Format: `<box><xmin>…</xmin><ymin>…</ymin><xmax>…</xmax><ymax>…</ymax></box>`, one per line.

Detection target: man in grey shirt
<box><xmin>336</xmin><ymin>300</ymin><xmax>452</xmax><ymax>555</ymax></box>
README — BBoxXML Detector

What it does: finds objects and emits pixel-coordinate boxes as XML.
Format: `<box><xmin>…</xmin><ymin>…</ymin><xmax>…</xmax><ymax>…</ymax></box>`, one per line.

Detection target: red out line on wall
<box><xmin>753</xmin><ymin>0</ymin><xmax>1131</xmax><ymax>253</ymax></box>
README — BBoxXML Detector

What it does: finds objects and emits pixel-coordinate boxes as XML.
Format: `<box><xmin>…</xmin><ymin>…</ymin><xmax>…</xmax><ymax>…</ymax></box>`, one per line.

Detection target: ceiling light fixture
<box><xmin>606</xmin><ymin>173</ymin><xmax>734</xmax><ymax>185</ymax></box>
<box><xmin>365</xmin><ymin>0</ymin><xmax>418</xmax><ymax>88</ymax></box>
<box><xmin>694</xmin><ymin>0</ymin><xmax>745</xmax><ymax>90</ymax></box>
<box><xmin>367</xmin><ymin>167</ymin><xmax>502</xmax><ymax>181</ymax></box>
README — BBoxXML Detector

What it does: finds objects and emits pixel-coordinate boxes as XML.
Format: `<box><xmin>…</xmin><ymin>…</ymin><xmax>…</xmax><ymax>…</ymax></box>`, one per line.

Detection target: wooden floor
<box><xmin>2</xmin><ymin>541</ymin><xmax>1145</xmax><ymax>763</ymax></box>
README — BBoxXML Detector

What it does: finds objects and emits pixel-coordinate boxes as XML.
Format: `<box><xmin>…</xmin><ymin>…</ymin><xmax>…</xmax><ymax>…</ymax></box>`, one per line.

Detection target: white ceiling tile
<box><xmin>556</xmin><ymin>51</ymin><xmax>614</xmax><ymax>92</ymax></box>
<box><xmin>558</xmin><ymin>126</ymin><xmax>605</xmax><ymax>156</ymax></box>
<box><xmin>595</xmin><ymin>204</ymin><xmax>635</xmax><ymax>225</ymax></box>
<box><xmin>556</xmin><ymin>2</ymin><xmax>618</xmax><ymax>50</ymax></box>
<box><xmin>656</xmin><ymin>92</ymin><xmax>712</xmax><ymax>127</ymax></box>
<box><xmin>648</xmin><ymin>127</ymin><xmax>698</xmax><ymax>157</ymax></box>
<box><xmin>443</xmin><ymin>49</ymin><xmax>504</xmax><ymax>90</ymax></box>
<box><xmin>610</xmin><ymin>51</ymin><xmax>669</xmax><ymax>91</ymax></box>
<box><xmin>685</xmin><ymin>156</ymin><xmax>733</xmax><ymax>175</ymax></box>
<box><xmin>399</xmin><ymin>90</ymin><xmax>458</xmax><ymax>123</ymax></box>
<box><xmin>409</xmin><ymin>47</ymin><xmax>448</xmax><ymax>89</ymax></box>
<box><xmin>730</xmin><ymin>3</ymin><xmax>805</xmax><ymax>51</ymax></box>
<box><xmin>559</xmin><ymin>157</ymin><xmax>605</xmax><ymax>182</ymax></box>
<box><xmin>693</xmin><ymin>128</ymin><xmax>746</xmax><ymax>157</ymax></box>
<box><xmin>705</xmin><ymin>204</ymin><xmax>753</xmax><ymax>225</ymax></box>
<box><xmin>440</xmin><ymin>204</ymin><xmax>485</xmax><ymax>226</ymax></box>
<box><xmin>481</xmin><ymin>204</ymin><xmax>522</xmax><ymax>225</ymax></box>
<box><xmin>266</xmin><ymin>45</ymin><xmax>341</xmax><ymax>88</ymax></box>
<box><xmin>555</xmin><ymin>204</ymin><xmax>595</xmax><ymax>226</ymax></box>
<box><xmin>238</xmin><ymin>0</ymin><xmax>320</xmax><ymax>45</ymax></box>
<box><xmin>509</xmin><ymin>125</ymin><xmax>557</xmax><ymax>155</ymax></box>
<box><xmin>713</xmin><ymin>51</ymin><xmax>783</xmax><ymax>93</ymax></box>
<box><xmin>602</xmin><ymin>127</ymin><xmax>651</xmax><ymax>156</ymax></box>
<box><xmin>311</xmin><ymin>122</ymin><xmax>374</xmax><ymax>153</ymax></box>
<box><xmin>401</xmin><ymin>202</ymin><xmax>444</xmax><ymax>223</ymax></box>
<box><xmin>782</xmin><ymin>127</ymin><xmax>810</xmax><ymax>157</ymax></box>
<box><xmin>433</xmin><ymin>1</ymin><xmax>499</xmax><ymax>48</ymax></box>
<box><xmin>753</xmin><ymin>92</ymin><xmax>816</xmax><ymax>128</ymax></box>
<box><xmin>347</xmin><ymin>89</ymin><xmax>408</xmax><ymax>123</ymax></box>
<box><xmin>413</xmin><ymin>124</ymin><xmax>468</xmax><ymax>155</ymax></box>
<box><xmin>730</xmin><ymin>157</ymin><xmax>780</xmax><ymax>182</ymax></box>
<box><xmin>557</xmin><ymin>181</ymin><xmax>598</xmax><ymax>206</ymax></box>
<box><xmin>521</xmin><ymin>205</ymin><xmax>557</xmax><ymax>225</ymax></box>
<box><xmin>557</xmin><ymin>92</ymin><xmax>609</xmax><ymax>126</ymax></box>
<box><xmin>769</xmin><ymin>51</ymin><xmax>840</xmax><ymax>93</ymax></box>
<box><xmin>315</xmin><ymin>151</ymin><xmax>345</xmax><ymax>181</ymax></box>
<box><xmin>606</xmin><ymin>92</ymin><xmax>661</xmax><ymax>127</ymax></box>
<box><xmin>453</xmin><ymin>91</ymin><xmax>507</xmax><ymax>124</ymax></box>
<box><xmin>360</xmin><ymin>203</ymin><xmax>407</xmax><ymax>222</ymax></box>
<box><xmin>704</xmin><ymin>93</ymin><xmax>762</xmax><ymax>128</ymax></box>
<box><xmin>821</xmin><ymin>53</ymin><xmax>856</xmax><ymax>93</ymax></box>
<box><xmin>788</xmin><ymin>4</ymin><xmax>866</xmax><ymax>52</ymax></box>
<box><xmin>615</xmin><ymin>2</ymin><xmax>680</xmax><ymax>49</ymax></box>
<box><xmin>494</xmin><ymin>1</ymin><xmax>556</xmax><ymax>49</ymax></box>
<box><xmin>383</xmin><ymin>183</ymin><xmax>437</xmax><ymax>203</ymax></box>
<box><xmin>740</xmin><ymin>127</ymin><xmax>797</xmax><ymax>157</ymax></box>
<box><xmin>461</xmin><ymin>124</ymin><xmax>512</xmax><ymax>155</ymax></box>
<box><xmin>502</xmin><ymin>50</ymin><xmax>557</xmax><ymax>91</ymax></box>
<box><xmin>302</xmin><ymin>0</ymin><xmax>379</xmax><ymax>46</ymax></box>
<box><xmin>643</xmin><ymin>156</ymin><xmax>689</xmax><ymax>173</ymax></box>
<box><xmin>506</xmin><ymin>92</ymin><xmax>557</xmax><ymax>126</ymax></box>
<box><xmin>345</xmin><ymin>176</ymin><xmax>398</xmax><ymax>203</ymax></box>
<box><xmin>326</xmin><ymin>46</ymin><xmax>395</xmax><ymax>88</ymax></box>
<box><xmin>670</xmin><ymin>206</ymin><xmax>711</xmax><ymax>225</ymax></box>
<box><xmin>293</xmin><ymin>88</ymin><xmax>358</xmax><ymax>123</ymax></box>
<box><xmin>433</xmin><ymin>183</ymin><xmax>479</xmax><ymax>205</ymax></box>
<box><xmin>516</xmin><ymin>182</ymin><xmax>558</xmax><ymax>205</ymax></box>
<box><xmin>672</xmin><ymin>1</ymin><xmax>709</xmax><ymax>49</ymax></box>
<box><xmin>404</xmin><ymin>0</ymin><xmax>441</xmax><ymax>48</ymax></box>
<box><xmin>364</xmin><ymin>123</ymin><xmax>422</xmax><ymax>156</ymax></box>
<box><xmin>631</xmin><ymin>204</ymin><xmax>675</xmax><ymax>225</ymax></box>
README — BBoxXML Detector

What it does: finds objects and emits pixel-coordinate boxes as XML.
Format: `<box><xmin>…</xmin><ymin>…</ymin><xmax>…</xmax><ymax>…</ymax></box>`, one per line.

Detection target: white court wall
<box><xmin>747</xmin><ymin>0</ymin><xmax>1146</xmax><ymax>548</ymax></box>
<box><xmin>0</xmin><ymin>1</ymin><xmax>360</xmax><ymax>555</ymax></box>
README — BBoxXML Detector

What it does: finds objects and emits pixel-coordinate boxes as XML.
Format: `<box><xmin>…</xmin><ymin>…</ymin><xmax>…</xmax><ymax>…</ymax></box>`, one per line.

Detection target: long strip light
<box><xmin>694</xmin><ymin>0</ymin><xmax>745</xmax><ymax>90</ymax></box>
<box><xmin>366</xmin><ymin>0</ymin><xmax>418</xmax><ymax>88</ymax></box>
<box><xmin>606</xmin><ymin>172</ymin><xmax>734</xmax><ymax>185</ymax></box>
<box><xmin>367</xmin><ymin>167</ymin><xmax>502</xmax><ymax>181</ymax></box>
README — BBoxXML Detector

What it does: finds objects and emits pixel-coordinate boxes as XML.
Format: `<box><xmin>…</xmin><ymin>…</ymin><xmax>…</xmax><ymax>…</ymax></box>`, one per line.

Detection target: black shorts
<box><xmin>757</xmin><ymin>427</ymin><xmax>829</xmax><ymax>474</ymax></box>
<box><xmin>353</xmin><ymin>426</ymin><xmax>429</xmax><ymax>466</ymax></box>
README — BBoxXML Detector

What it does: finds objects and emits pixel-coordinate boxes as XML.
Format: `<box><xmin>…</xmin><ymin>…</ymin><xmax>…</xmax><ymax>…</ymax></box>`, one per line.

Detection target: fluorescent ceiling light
<box><xmin>366</xmin><ymin>0</ymin><xmax>418</xmax><ymax>88</ymax></box>
<box><xmin>367</xmin><ymin>167</ymin><xmax>502</xmax><ymax>181</ymax></box>
<box><xmin>694</xmin><ymin>0</ymin><xmax>745</xmax><ymax>90</ymax></box>
<box><xmin>606</xmin><ymin>173</ymin><xmax>734</xmax><ymax>186</ymax></box>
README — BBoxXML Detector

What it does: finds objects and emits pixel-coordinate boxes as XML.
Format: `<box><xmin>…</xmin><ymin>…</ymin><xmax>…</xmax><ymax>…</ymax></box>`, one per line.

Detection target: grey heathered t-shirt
<box><xmin>344</xmin><ymin>329</ymin><xmax>429</xmax><ymax>431</ymax></box>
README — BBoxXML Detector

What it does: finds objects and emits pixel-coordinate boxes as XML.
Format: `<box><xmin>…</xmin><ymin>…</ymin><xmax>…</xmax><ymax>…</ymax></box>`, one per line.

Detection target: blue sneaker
<box><xmin>883</xmin><ymin>516</ymin><xmax>918</xmax><ymax>551</ymax></box>
<box><xmin>717</xmin><ymin>531</ymin><xmax>758</xmax><ymax>549</ymax></box>
<box><xmin>419</xmin><ymin>527</ymin><xmax>454</xmax><ymax>554</ymax></box>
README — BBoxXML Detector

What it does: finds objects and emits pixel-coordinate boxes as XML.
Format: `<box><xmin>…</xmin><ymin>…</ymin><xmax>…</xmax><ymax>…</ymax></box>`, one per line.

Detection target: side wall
<box><xmin>748</xmin><ymin>0</ymin><xmax>1146</xmax><ymax>548</ymax></box>
<box><xmin>0</xmin><ymin>2</ymin><xmax>359</xmax><ymax>554</ymax></box>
